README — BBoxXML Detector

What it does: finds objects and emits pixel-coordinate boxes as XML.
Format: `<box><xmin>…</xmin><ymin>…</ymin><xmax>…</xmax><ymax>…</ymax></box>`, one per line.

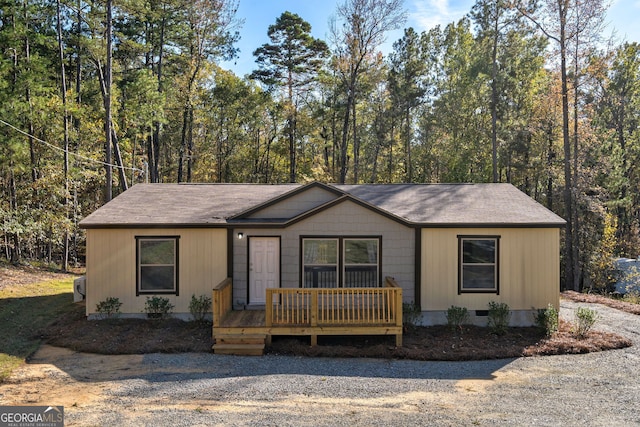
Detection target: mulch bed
<box><xmin>42</xmin><ymin>302</ymin><xmax>631</xmax><ymax>360</ymax></box>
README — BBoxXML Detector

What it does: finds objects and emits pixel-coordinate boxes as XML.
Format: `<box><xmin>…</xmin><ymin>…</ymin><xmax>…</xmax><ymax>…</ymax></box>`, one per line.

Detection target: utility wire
<box><xmin>0</xmin><ymin>118</ymin><xmax>144</xmax><ymax>173</ymax></box>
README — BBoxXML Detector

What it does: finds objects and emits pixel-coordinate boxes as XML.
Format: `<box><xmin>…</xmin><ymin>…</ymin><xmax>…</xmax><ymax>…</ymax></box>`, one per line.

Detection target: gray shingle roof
<box><xmin>79</xmin><ymin>182</ymin><xmax>566</xmax><ymax>228</ymax></box>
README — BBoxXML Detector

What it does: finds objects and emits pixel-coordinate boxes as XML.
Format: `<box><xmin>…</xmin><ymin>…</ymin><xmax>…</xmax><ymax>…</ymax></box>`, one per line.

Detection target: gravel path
<box><xmin>2</xmin><ymin>300</ymin><xmax>639</xmax><ymax>426</ymax></box>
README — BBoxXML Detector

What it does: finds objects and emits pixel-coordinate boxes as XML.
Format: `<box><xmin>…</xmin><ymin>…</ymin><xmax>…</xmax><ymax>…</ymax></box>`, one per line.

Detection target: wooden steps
<box><xmin>212</xmin><ymin>333</ymin><xmax>268</xmax><ymax>356</ymax></box>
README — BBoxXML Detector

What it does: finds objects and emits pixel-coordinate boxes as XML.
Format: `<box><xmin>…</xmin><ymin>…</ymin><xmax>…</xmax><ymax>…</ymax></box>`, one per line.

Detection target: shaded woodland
<box><xmin>1</xmin><ymin>0</ymin><xmax>639</xmax><ymax>292</ymax></box>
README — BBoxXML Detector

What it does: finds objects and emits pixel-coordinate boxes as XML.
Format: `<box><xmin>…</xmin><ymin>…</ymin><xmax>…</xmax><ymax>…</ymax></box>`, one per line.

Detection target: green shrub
<box><xmin>446</xmin><ymin>306</ymin><xmax>470</xmax><ymax>332</ymax></box>
<box><xmin>534</xmin><ymin>304</ymin><xmax>559</xmax><ymax>336</ymax></box>
<box><xmin>572</xmin><ymin>307</ymin><xmax>598</xmax><ymax>339</ymax></box>
<box><xmin>402</xmin><ymin>303</ymin><xmax>421</xmax><ymax>329</ymax></box>
<box><xmin>189</xmin><ymin>294</ymin><xmax>212</xmax><ymax>322</ymax></box>
<box><xmin>144</xmin><ymin>296</ymin><xmax>174</xmax><ymax>319</ymax></box>
<box><xmin>95</xmin><ymin>297</ymin><xmax>122</xmax><ymax>319</ymax></box>
<box><xmin>487</xmin><ymin>301</ymin><xmax>511</xmax><ymax>335</ymax></box>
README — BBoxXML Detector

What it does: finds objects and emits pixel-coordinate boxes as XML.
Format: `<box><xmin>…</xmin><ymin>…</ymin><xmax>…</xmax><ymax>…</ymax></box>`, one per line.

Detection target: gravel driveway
<box><xmin>2</xmin><ymin>300</ymin><xmax>639</xmax><ymax>426</ymax></box>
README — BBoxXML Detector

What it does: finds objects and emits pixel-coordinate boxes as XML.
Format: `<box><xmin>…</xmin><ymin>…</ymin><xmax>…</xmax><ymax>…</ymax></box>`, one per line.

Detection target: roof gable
<box><xmin>230</xmin><ymin>182</ymin><xmax>344</xmax><ymax>221</ymax></box>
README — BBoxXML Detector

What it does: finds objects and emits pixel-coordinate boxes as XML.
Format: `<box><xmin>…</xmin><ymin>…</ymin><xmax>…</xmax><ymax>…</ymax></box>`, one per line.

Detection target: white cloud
<box><xmin>407</xmin><ymin>0</ymin><xmax>473</xmax><ymax>31</ymax></box>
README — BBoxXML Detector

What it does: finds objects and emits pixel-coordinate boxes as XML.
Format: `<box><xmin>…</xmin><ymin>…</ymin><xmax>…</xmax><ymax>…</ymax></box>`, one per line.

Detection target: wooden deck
<box><xmin>211</xmin><ymin>277</ymin><xmax>404</xmax><ymax>355</ymax></box>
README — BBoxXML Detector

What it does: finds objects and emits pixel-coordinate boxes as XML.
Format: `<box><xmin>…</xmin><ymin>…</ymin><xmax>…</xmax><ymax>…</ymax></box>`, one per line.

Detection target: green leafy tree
<box><xmin>588</xmin><ymin>211</ymin><xmax>619</xmax><ymax>293</ymax></box>
<box><xmin>330</xmin><ymin>0</ymin><xmax>406</xmax><ymax>183</ymax></box>
<box><xmin>388</xmin><ymin>27</ymin><xmax>427</xmax><ymax>182</ymax></box>
<box><xmin>251</xmin><ymin>11</ymin><xmax>329</xmax><ymax>183</ymax></box>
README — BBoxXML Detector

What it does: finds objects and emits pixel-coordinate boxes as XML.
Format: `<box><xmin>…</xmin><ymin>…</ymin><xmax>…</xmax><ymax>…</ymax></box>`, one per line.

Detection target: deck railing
<box><xmin>265</xmin><ymin>276</ymin><xmax>403</xmax><ymax>328</ymax></box>
<box><xmin>212</xmin><ymin>278</ymin><xmax>233</xmax><ymax>329</ymax></box>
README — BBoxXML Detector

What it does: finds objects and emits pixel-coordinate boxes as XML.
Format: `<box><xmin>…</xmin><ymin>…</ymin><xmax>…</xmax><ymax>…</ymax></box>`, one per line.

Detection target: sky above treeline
<box><xmin>220</xmin><ymin>0</ymin><xmax>640</xmax><ymax>77</ymax></box>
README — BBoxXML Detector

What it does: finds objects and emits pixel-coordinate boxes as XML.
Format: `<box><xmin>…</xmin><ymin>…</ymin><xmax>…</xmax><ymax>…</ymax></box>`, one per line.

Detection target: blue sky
<box><xmin>220</xmin><ymin>0</ymin><xmax>640</xmax><ymax>77</ymax></box>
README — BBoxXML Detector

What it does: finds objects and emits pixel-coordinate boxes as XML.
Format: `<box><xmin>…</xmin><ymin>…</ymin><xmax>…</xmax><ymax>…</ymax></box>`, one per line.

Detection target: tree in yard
<box><xmin>591</xmin><ymin>42</ymin><xmax>640</xmax><ymax>255</ymax></box>
<box><xmin>588</xmin><ymin>211</ymin><xmax>619</xmax><ymax>293</ymax></box>
<box><xmin>514</xmin><ymin>0</ymin><xmax>609</xmax><ymax>291</ymax></box>
<box><xmin>388</xmin><ymin>27</ymin><xmax>427</xmax><ymax>182</ymax></box>
<box><xmin>176</xmin><ymin>0</ymin><xmax>241</xmax><ymax>183</ymax></box>
<box><xmin>330</xmin><ymin>0</ymin><xmax>406</xmax><ymax>184</ymax></box>
<box><xmin>251</xmin><ymin>11</ymin><xmax>329</xmax><ymax>183</ymax></box>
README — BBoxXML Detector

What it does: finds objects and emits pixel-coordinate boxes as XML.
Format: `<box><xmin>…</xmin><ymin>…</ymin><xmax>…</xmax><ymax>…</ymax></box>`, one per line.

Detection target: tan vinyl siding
<box><xmin>421</xmin><ymin>228</ymin><xmax>560</xmax><ymax>311</ymax></box>
<box><xmin>85</xmin><ymin>228</ymin><xmax>227</xmax><ymax>316</ymax></box>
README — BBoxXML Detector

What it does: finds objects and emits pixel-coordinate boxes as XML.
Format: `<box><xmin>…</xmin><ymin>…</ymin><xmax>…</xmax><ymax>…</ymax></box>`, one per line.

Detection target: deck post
<box><xmin>395</xmin><ymin>287</ymin><xmax>403</xmax><ymax>347</ymax></box>
<box><xmin>265</xmin><ymin>289</ymin><xmax>273</xmax><ymax>327</ymax></box>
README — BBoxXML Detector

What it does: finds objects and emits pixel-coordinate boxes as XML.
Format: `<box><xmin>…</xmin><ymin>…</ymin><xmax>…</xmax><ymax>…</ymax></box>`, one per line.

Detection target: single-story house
<box><xmin>79</xmin><ymin>181</ymin><xmax>565</xmax><ymax>327</ymax></box>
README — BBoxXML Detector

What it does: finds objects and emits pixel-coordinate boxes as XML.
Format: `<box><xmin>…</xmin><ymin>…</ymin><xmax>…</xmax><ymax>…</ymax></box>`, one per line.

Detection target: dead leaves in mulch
<box><xmin>42</xmin><ymin>294</ymin><xmax>633</xmax><ymax>360</ymax></box>
<box><xmin>522</xmin><ymin>319</ymin><xmax>632</xmax><ymax>356</ymax></box>
<box><xmin>562</xmin><ymin>291</ymin><xmax>640</xmax><ymax>316</ymax></box>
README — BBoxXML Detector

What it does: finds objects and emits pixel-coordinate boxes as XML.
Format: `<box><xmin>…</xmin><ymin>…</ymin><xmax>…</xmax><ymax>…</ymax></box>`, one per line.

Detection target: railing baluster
<box><xmin>265</xmin><ymin>285</ymin><xmax>400</xmax><ymax>327</ymax></box>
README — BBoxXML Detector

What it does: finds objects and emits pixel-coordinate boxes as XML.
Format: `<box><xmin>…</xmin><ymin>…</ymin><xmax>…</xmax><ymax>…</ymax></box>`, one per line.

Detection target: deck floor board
<box><xmin>220</xmin><ymin>310</ymin><xmax>266</xmax><ymax>327</ymax></box>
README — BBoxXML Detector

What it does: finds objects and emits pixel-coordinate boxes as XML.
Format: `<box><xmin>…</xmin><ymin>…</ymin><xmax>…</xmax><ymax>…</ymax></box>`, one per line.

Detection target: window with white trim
<box><xmin>458</xmin><ymin>236</ymin><xmax>499</xmax><ymax>294</ymax></box>
<box><xmin>302</xmin><ymin>237</ymin><xmax>380</xmax><ymax>288</ymax></box>
<box><xmin>136</xmin><ymin>236</ymin><xmax>179</xmax><ymax>295</ymax></box>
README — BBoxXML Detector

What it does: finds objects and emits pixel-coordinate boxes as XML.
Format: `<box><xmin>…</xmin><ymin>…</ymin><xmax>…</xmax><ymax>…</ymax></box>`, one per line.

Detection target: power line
<box><xmin>0</xmin><ymin>118</ymin><xmax>144</xmax><ymax>173</ymax></box>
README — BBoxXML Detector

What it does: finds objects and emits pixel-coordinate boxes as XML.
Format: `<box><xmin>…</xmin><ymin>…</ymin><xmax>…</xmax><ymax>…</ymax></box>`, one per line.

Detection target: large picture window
<box><xmin>136</xmin><ymin>236</ymin><xmax>179</xmax><ymax>295</ymax></box>
<box><xmin>302</xmin><ymin>237</ymin><xmax>380</xmax><ymax>288</ymax></box>
<box><xmin>458</xmin><ymin>236</ymin><xmax>499</xmax><ymax>294</ymax></box>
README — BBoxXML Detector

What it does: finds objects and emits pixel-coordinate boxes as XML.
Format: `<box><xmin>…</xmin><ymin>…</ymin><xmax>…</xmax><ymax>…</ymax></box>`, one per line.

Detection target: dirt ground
<box><xmin>0</xmin><ymin>344</ymin><xmax>521</xmax><ymax>424</ymax></box>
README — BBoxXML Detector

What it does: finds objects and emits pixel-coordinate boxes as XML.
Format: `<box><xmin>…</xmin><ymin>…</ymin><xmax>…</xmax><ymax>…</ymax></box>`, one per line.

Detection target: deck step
<box><xmin>214</xmin><ymin>334</ymin><xmax>267</xmax><ymax>345</ymax></box>
<box><xmin>213</xmin><ymin>333</ymin><xmax>268</xmax><ymax>355</ymax></box>
<box><xmin>212</xmin><ymin>343</ymin><xmax>265</xmax><ymax>356</ymax></box>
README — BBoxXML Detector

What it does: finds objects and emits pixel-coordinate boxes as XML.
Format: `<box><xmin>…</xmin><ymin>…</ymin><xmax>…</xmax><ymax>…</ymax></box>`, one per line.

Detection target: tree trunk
<box><xmin>558</xmin><ymin>0</ymin><xmax>575</xmax><ymax>290</ymax></box>
<box><xmin>352</xmin><ymin>99</ymin><xmax>359</xmax><ymax>183</ymax></box>
<box><xmin>150</xmin><ymin>9</ymin><xmax>167</xmax><ymax>184</ymax></box>
<box><xmin>491</xmin><ymin>15</ymin><xmax>499</xmax><ymax>183</ymax></box>
<box><xmin>339</xmin><ymin>84</ymin><xmax>355</xmax><ymax>184</ymax></box>
<box><xmin>104</xmin><ymin>0</ymin><xmax>113</xmax><ymax>201</ymax></box>
<box><xmin>56</xmin><ymin>0</ymin><xmax>69</xmax><ymax>271</ymax></box>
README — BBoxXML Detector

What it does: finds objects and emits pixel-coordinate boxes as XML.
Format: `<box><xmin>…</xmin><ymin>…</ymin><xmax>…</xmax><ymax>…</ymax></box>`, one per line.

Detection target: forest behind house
<box><xmin>1</xmin><ymin>0</ymin><xmax>639</xmax><ymax>292</ymax></box>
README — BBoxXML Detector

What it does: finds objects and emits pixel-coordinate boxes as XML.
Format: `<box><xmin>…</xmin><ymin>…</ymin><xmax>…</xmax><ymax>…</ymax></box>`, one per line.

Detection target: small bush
<box><xmin>144</xmin><ymin>296</ymin><xmax>174</xmax><ymax>319</ymax></box>
<box><xmin>95</xmin><ymin>297</ymin><xmax>122</xmax><ymax>319</ymax></box>
<box><xmin>446</xmin><ymin>306</ymin><xmax>470</xmax><ymax>332</ymax></box>
<box><xmin>534</xmin><ymin>304</ymin><xmax>559</xmax><ymax>336</ymax></box>
<box><xmin>487</xmin><ymin>301</ymin><xmax>511</xmax><ymax>335</ymax></box>
<box><xmin>572</xmin><ymin>307</ymin><xmax>598</xmax><ymax>339</ymax></box>
<box><xmin>402</xmin><ymin>303</ymin><xmax>421</xmax><ymax>329</ymax></box>
<box><xmin>189</xmin><ymin>294</ymin><xmax>212</xmax><ymax>322</ymax></box>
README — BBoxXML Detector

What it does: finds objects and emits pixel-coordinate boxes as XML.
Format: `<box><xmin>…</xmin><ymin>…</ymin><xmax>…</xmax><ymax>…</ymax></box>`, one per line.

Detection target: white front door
<box><xmin>249</xmin><ymin>237</ymin><xmax>280</xmax><ymax>305</ymax></box>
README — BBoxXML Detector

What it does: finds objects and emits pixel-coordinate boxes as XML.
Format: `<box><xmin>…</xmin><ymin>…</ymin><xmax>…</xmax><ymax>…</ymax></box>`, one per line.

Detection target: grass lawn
<box><xmin>0</xmin><ymin>275</ymin><xmax>77</xmax><ymax>382</ymax></box>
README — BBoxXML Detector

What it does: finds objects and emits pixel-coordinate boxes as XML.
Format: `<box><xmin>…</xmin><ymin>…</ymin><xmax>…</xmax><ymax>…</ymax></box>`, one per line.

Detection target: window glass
<box><xmin>463</xmin><ymin>239</ymin><xmax>495</xmax><ymax>264</ymax></box>
<box><xmin>303</xmin><ymin>239</ymin><xmax>337</xmax><ymax>265</ymax></box>
<box><xmin>140</xmin><ymin>266</ymin><xmax>175</xmax><ymax>291</ymax></box>
<box><xmin>303</xmin><ymin>239</ymin><xmax>338</xmax><ymax>288</ymax></box>
<box><xmin>140</xmin><ymin>240</ymin><xmax>174</xmax><ymax>265</ymax></box>
<box><xmin>344</xmin><ymin>239</ymin><xmax>379</xmax><ymax>287</ymax></box>
<box><xmin>345</xmin><ymin>239</ymin><xmax>378</xmax><ymax>264</ymax></box>
<box><xmin>460</xmin><ymin>238</ymin><xmax>498</xmax><ymax>292</ymax></box>
<box><xmin>462</xmin><ymin>265</ymin><xmax>496</xmax><ymax>289</ymax></box>
<box><xmin>137</xmin><ymin>237</ymin><xmax>177</xmax><ymax>294</ymax></box>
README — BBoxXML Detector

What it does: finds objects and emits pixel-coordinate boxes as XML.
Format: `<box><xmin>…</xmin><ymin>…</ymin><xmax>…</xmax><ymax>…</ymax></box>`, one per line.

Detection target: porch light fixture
<box><xmin>237</xmin><ymin>232</ymin><xmax>244</xmax><ymax>240</ymax></box>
